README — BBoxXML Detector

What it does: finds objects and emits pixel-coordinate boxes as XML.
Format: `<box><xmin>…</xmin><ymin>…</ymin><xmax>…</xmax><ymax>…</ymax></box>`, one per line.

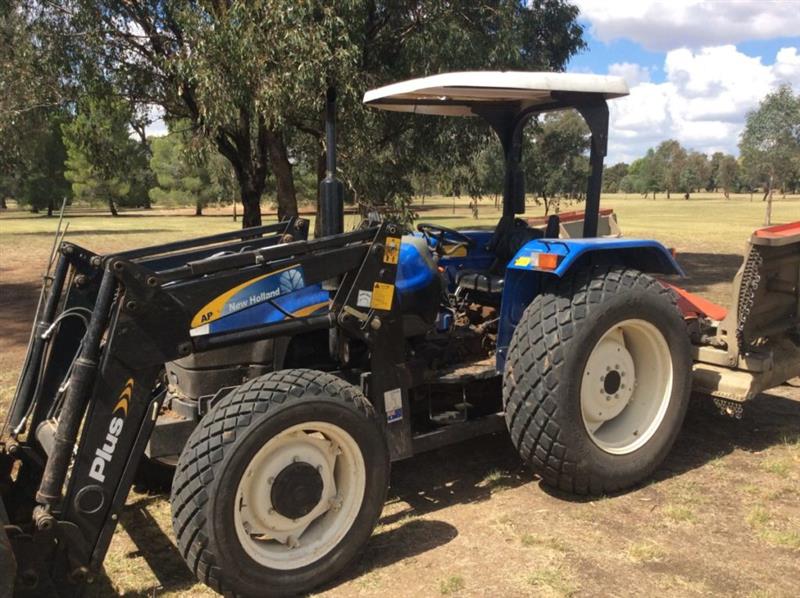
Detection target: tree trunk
<box><xmin>241</xmin><ymin>183</ymin><xmax>262</xmax><ymax>228</ymax></box>
<box><xmin>666</xmin><ymin>189</ymin><xmax>670</xmax><ymax>199</ymax></box>
<box><xmin>1</xmin><ymin>196</ymin><xmax>7</xmax><ymax>209</ymax></box>
<box><xmin>47</xmin><ymin>199</ymin><xmax>54</xmax><ymax>217</ymax></box>
<box><xmin>195</xmin><ymin>201</ymin><xmax>203</xmax><ymax>216</ymax></box>
<box><xmin>108</xmin><ymin>198</ymin><xmax>118</xmax><ymax>217</ymax></box>
<box><xmin>265</xmin><ymin>130</ymin><xmax>298</xmax><ymax>222</ymax></box>
<box><xmin>765</xmin><ymin>175</ymin><xmax>773</xmax><ymax>226</ymax></box>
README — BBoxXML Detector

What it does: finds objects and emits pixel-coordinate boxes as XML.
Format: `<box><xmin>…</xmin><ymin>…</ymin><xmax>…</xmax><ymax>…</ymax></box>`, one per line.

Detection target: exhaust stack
<box><xmin>319</xmin><ymin>87</ymin><xmax>344</xmax><ymax>238</ymax></box>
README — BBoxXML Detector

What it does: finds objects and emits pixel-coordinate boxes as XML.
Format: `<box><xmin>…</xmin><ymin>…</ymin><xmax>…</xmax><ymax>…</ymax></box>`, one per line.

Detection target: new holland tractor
<box><xmin>1</xmin><ymin>72</ymin><xmax>799</xmax><ymax>597</ymax></box>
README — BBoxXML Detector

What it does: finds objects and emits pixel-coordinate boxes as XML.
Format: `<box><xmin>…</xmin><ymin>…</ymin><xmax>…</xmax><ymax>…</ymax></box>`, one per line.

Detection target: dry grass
<box><xmin>2</xmin><ymin>193</ymin><xmax>800</xmax><ymax>596</ymax></box>
<box><xmin>525</xmin><ymin>564</ymin><xmax>578</xmax><ymax>596</ymax></box>
<box><xmin>439</xmin><ymin>575</ymin><xmax>466</xmax><ymax>595</ymax></box>
<box><xmin>627</xmin><ymin>541</ymin><xmax>668</xmax><ymax>563</ymax></box>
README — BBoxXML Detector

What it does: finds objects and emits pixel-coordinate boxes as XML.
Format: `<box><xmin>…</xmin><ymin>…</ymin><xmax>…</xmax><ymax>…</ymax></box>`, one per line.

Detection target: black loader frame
<box><xmin>0</xmin><ymin>214</ymin><xmax>408</xmax><ymax>596</ymax></box>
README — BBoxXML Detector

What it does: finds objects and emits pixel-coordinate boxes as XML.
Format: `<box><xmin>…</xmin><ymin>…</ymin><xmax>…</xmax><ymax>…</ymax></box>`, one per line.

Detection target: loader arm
<box><xmin>1</xmin><ymin>218</ymin><xmax>403</xmax><ymax>597</ymax></box>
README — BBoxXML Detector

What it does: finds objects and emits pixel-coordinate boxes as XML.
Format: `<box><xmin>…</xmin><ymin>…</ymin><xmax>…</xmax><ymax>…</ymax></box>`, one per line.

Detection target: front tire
<box><xmin>170</xmin><ymin>369</ymin><xmax>389</xmax><ymax>596</ymax></box>
<box><xmin>503</xmin><ymin>266</ymin><xmax>692</xmax><ymax>495</ymax></box>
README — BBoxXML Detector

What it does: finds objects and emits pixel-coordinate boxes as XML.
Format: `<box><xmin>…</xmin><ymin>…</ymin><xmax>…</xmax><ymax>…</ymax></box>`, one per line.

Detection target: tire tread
<box><xmin>170</xmin><ymin>369</ymin><xmax>374</xmax><ymax>596</ymax></box>
<box><xmin>503</xmin><ymin>266</ymin><xmax>680</xmax><ymax>495</ymax></box>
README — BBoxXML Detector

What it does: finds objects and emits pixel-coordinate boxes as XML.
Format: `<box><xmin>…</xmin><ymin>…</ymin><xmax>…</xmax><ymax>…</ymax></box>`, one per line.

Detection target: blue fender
<box><xmin>496</xmin><ymin>237</ymin><xmax>683</xmax><ymax>371</ymax></box>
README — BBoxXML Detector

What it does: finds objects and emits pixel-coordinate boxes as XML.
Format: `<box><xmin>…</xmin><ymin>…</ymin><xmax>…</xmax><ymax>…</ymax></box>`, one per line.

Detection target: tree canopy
<box><xmin>20</xmin><ymin>0</ymin><xmax>585</xmax><ymax>227</ymax></box>
<box><xmin>739</xmin><ymin>84</ymin><xmax>800</xmax><ymax>199</ymax></box>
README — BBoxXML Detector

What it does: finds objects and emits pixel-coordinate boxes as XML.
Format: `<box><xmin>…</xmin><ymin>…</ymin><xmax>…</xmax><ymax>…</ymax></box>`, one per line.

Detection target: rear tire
<box><xmin>170</xmin><ymin>369</ymin><xmax>389</xmax><ymax>597</ymax></box>
<box><xmin>503</xmin><ymin>266</ymin><xmax>692</xmax><ymax>495</ymax></box>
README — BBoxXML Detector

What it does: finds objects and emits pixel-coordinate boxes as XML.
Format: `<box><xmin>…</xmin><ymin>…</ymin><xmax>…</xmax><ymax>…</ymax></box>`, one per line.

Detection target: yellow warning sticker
<box><xmin>371</xmin><ymin>282</ymin><xmax>395</xmax><ymax>310</ymax></box>
<box><xmin>384</xmin><ymin>237</ymin><xmax>401</xmax><ymax>264</ymax></box>
<box><xmin>514</xmin><ymin>256</ymin><xmax>531</xmax><ymax>267</ymax></box>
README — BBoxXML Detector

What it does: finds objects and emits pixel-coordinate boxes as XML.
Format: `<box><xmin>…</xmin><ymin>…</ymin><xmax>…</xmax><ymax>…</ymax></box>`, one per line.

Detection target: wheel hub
<box><xmin>579</xmin><ymin>319</ymin><xmax>674</xmax><ymax>455</ymax></box>
<box><xmin>581</xmin><ymin>329</ymin><xmax>636</xmax><ymax>426</ymax></box>
<box><xmin>233</xmin><ymin>422</ymin><xmax>367</xmax><ymax>570</ymax></box>
<box><xmin>270</xmin><ymin>462</ymin><xmax>324</xmax><ymax>520</ymax></box>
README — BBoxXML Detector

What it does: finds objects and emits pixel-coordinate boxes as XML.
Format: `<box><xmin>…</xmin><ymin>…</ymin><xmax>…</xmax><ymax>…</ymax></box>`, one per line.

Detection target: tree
<box><xmin>3</xmin><ymin>109</ymin><xmax>71</xmax><ymax>215</ymax></box>
<box><xmin>652</xmin><ymin>140</ymin><xmax>687</xmax><ymax>198</ymax></box>
<box><xmin>717</xmin><ymin>155</ymin><xmax>739</xmax><ymax>198</ymax></box>
<box><xmin>27</xmin><ymin>1</ymin><xmax>585</xmax><ymax>229</ymax></box>
<box><xmin>61</xmin><ymin>97</ymin><xmax>149</xmax><ymax>215</ymax></box>
<box><xmin>677</xmin><ymin>151</ymin><xmax>709</xmax><ymax>198</ymax></box>
<box><xmin>623</xmin><ymin>151</ymin><xmax>659</xmax><ymax>198</ymax></box>
<box><xmin>525</xmin><ymin>110</ymin><xmax>590</xmax><ymax>212</ymax></box>
<box><xmin>603</xmin><ymin>162</ymin><xmax>629</xmax><ymax>193</ymax></box>
<box><xmin>1</xmin><ymin>2</ymin><xmax>72</xmax><ymax>213</ymax></box>
<box><xmin>739</xmin><ymin>84</ymin><xmax>800</xmax><ymax>222</ymax></box>
<box><xmin>149</xmin><ymin>132</ymin><xmax>222</xmax><ymax>215</ymax></box>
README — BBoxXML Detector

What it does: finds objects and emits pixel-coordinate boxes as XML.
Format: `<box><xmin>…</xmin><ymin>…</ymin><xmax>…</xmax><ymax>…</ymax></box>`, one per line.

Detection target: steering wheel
<box><xmin>417</xmin><ymin>223</ymin><xmax>475</xmax><ymax>256</ymax></box>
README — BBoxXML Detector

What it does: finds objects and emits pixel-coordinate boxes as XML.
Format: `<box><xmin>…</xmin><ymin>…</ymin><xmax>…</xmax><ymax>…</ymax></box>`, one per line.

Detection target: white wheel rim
<box><xmin>580</xmin><ymin>319</ymin><xmax>673</xmax><ymax>455</ymax></box>
<box><xmin>233</xmin><ymin>421</ymin><xmax>366</xmax><ymax>570</ymax></box>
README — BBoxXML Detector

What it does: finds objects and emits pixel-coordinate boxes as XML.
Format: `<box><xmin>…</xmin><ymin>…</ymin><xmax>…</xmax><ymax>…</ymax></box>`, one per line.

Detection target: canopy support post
<box><xmin>572</xmin><ymin>99</ymin><xmax>609</xmax><ymax>238</ymax></box>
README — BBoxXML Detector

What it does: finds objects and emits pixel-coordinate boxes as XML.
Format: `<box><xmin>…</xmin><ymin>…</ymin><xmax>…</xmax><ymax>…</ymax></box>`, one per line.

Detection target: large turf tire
<box><xmin>170</xmin><ymin>369</ymin><xmax>389</xmax><ymax>597</ymax></box>
<box><xmin>503</xmin><ymin>266</ymin><xmax>692</xmax><ymax>495</ymax></box>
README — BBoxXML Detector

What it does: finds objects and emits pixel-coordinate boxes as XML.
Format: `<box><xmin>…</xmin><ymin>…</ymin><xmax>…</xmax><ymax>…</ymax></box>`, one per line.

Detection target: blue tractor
<box><xmin>3</xmin><ymin>72</ymin><xmax>799</xmax><ymax>597</ymax></box>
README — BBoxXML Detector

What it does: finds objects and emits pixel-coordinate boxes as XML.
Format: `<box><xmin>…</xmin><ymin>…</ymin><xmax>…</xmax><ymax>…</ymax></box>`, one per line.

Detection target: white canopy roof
<box><xmin>363</xmin><ymin>71</ymin><xmax>629</xmax><ymax>117</ymax></box>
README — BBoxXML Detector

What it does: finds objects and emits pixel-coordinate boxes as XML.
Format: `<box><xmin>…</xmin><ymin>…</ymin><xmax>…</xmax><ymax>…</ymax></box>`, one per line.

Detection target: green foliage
<box><xmin>739</xmin><ymin>84</ymin><xmax>800</xmax><ymax>195</ymax></box>
<box><xmin>621</xmin><ymin>150</ymin><xmax>659</xmax><ymax>197</ymax></box>
<box><xmin>150</xmin><ymin>131</ymin><xmax>220</xmax><ymax>214</ymax></box>
<box><xmin>603</xmin><ymin>163</ymin><xmax>629</xmax><ymax>193</ymax></box>
<box><xmin>652</xmin><ymin>140</ymin><xmax>687</xmax><ymax>197</ymax></box>
<box><xmin>339</xmin><ymin>0</ymin><xmax>586</xmax><ymax>225</ymax></box>
<box><xmin>61</xmin><ymin>97</ymin><xmax>150</xmax><ymax>214</ymax></box>
<box><xmin>4</xmin><ymin>109</ymin><xmax>71</xmax><ymax>213</ymax></box>
<box><xmin>15</xmin><ymin>0</ymin><xmax>586</xmax><ymax>227</ymax></box>
<box><xmin>677</xmin><ymin>151</ymin><xmax>710</xmax><ymax>197</ymax></box>
<box><xmin>525</xmin><ymin>111</ymin><xmax>590</xmax><ymax>211</ymax></box>
<box><xmin>716</xmin><ymin>155</ymin><xmax>740</xmax><ymax>197</ymax></box>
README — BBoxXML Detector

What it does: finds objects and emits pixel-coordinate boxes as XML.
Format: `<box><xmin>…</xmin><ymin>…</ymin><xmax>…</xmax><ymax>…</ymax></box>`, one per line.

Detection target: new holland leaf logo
<box><xmin>88</xmin><ymin>378</ymin><xmax>134</xmax><ymax>484</ymax></box>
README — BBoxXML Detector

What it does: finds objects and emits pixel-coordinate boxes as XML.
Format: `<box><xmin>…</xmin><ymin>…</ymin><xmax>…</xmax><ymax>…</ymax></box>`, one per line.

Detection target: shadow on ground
<box><xmin>0</xmin><ymin>280</ymin><xmax>41</xmax><ymax>347</ymax></box>
<box><xmin>670</xmin><ymin>252</ymin><xmax>743</xmax><ymax>295</ymax></box>
<box><xmin>85</xmin><ymin>386</ymin><xmax>798</xmax><ymax>595</ymax></box>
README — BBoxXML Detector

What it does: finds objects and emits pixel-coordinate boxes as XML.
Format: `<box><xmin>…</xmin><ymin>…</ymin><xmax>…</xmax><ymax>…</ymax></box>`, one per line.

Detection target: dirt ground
<box><xmin>1</xmin><ymin>195</ymin><xmax>799</xmax><ymax>597</ymax></box>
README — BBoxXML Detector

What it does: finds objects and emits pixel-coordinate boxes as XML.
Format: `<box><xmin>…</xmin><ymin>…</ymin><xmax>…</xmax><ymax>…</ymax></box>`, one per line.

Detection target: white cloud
<box><xmin>575</xmin><ymin>0</ymin><xmax>800</xmax><ymax>52</ymax></box>
<box><xmin>608</xmin><ymin>62</ymin><xmax>651</xmax><ymax>85</ymax></box>
<box><xmin>606</xmin><ymin>45</ymin><xmax>800</xmax><ymax>163</ymax></box>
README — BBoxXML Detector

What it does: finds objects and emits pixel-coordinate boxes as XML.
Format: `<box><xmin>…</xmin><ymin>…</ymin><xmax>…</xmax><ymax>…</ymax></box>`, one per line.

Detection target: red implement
<box><xmin>660</xmin><ymin>281</ymin><xmax>728</xmax><ymax>321</ymax></box>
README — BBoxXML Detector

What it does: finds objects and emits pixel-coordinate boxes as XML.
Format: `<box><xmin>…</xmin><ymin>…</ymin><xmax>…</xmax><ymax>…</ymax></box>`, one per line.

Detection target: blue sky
<box><xmin>566</xmin><ymin>1</ymin><xmax>800</xmax><ymax>163</ymax></box>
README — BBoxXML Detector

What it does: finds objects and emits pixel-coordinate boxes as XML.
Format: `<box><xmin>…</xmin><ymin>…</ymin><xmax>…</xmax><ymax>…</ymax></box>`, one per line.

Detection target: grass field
<box><xmin>1</xmin><ymin>193</ymin><xmax>799</xmax><ymax>597</ymax></box>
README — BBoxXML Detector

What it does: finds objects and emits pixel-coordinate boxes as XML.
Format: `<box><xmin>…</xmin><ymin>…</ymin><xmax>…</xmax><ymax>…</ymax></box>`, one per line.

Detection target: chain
<box><xmin>736</xmin><ymin>246</ymin><xmax>763</xmax><ymax>350</ymax></box>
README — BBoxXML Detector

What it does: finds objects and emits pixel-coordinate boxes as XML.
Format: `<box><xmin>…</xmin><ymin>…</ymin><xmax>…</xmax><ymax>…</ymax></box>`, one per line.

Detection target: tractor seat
<box><xmin>455</xmin><ymin>216</ymin><xmax>546</xmax><ymax>295</ymax></box>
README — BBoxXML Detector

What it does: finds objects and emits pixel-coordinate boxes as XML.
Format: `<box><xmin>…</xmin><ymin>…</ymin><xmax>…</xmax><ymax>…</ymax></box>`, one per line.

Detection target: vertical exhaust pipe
<box><xmin>319</xmin><ymin>87</ymin><xmax>344</xmax><ymax>238</ymax></box>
